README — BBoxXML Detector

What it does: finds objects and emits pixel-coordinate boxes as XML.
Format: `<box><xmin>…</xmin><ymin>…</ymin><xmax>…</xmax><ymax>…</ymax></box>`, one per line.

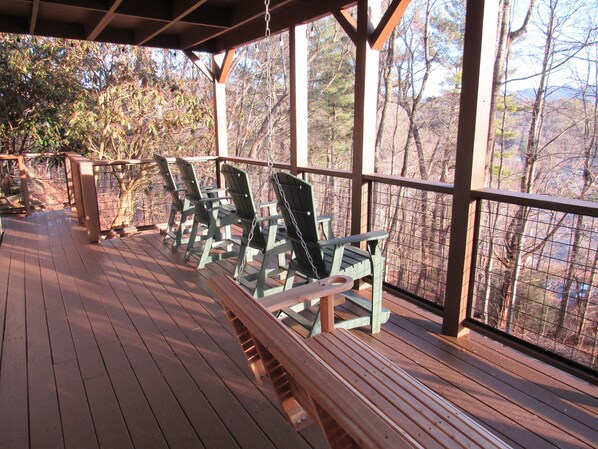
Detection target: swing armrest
<box><xmin>205</xmin><ymin>187</ymin><xmax>227</xmax><ymax>195</ymax></box>
<box><xmin>189</xmin><ymin>195</ymin><xmax>233</xmax><ymax>204</ymax></box>
<box><xmin>317</xmin><ymin>215</ymin><xmax>334</xmax><ymax>239</ymax></box>
<box><xmin>318</xmin><ymin>230</ymin><xmax>388</xmax><ymax>248</ymax></box>
<box><xmin>258</xmin><ymin>201</ymin><xmax>278</xmax><ymax>215</ymax></box>
<box><xmin>259</xmin><ymin>275</ymin><xmax>354</xmax><ymax>313</ymax></box>
<box><xmin>256</xmin><ymin>214</ymin><xmax>284</xmax><ymax>224</ymax></box>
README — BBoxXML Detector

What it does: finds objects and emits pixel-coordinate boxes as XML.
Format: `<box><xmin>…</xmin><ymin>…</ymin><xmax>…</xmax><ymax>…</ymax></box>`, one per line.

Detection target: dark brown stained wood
<box><xmin>0</xmin><ymin>216</ymin><xmax>29</xmax><ymax>449</ymax></box>
<box><xmin>348</xmin><ymin>294</ymin><xmax>598</xmax><ymax>449</ymax></box>
<box><xmin>120</xmin><ymin>235</ymin><xmax>320</xmax><ymax>449</ymax></box>
<box><xmin>0</xmin><ymin>210</ymin><xmax>596</xmax><ymax>449</ymax></box>
<box><xmin>51</xmin><ymin>211</ymin><xmax>134</xmax><ymax>449</ymax></box>
<box><xmin>25</xmin><ymin>214</ymin><xmax>64</xmax><ymax>449</ymax></box>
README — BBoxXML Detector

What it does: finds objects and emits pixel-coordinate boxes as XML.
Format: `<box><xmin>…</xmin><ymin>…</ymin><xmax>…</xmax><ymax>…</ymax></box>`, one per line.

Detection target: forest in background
<box><xmin>0</xmin><ymin>0</ymin><xmax>596</xmax><ymax>368</ymax></box>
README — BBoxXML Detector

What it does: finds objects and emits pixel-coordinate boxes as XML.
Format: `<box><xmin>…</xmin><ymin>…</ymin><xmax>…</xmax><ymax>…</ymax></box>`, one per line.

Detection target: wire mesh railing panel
<box><xmin>94</xmin><ymin>159</ymin><xmax>218</xmax><ymax>232</ymax></box>
<box><xmin>94</xmin><ymin>163</ymin><xmax>164</xmax><ymax>231</ymax></box>
<box><xmin>371</xmin><ymin>182</ymin><xmax>452</xmax><ymax>306</ymax></box>
<box><xmin>25</xmin><ymin>154</ymin><xmax>68</xmax><ymax>209</ymax></box>
<box><xmin>304</xmin><ymin>172</ymin><xmax>352</xmax><ymax>238</ymax></box>
<box><xmin>473</xmin><ymin>200</ymin><xmax>598</xmax><ymax>370</ymax></box>
<box><xmin>0</xmin><ymin>158</ymin><xmax>26</xmax><ymax>213</ymax></box>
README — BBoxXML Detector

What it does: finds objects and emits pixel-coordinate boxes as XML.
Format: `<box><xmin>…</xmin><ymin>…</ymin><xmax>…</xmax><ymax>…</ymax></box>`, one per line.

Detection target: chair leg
<box><xmin>197</xmin><ymin>234</ymin><xmax>214</xmax><ymax>269</ymax></box>
<box><xmin>277</xmin><ymin>251</ymin><xmax>285</xmax><ymax>270</ymax></box>
<box><xmin>370</xmin><ymin>255</ymin><xmax>384</xmax><ymax>334</ymax></box>
<box><xmin>234</xmin><ymin>243</ymin><xmax>248</xmax><ymax>280</ymax></box>
<box><xmin>164</xmin><ymin>208</ymin><xmax>177</xmax><ymax>244</ymax></box>
<box><xmin>308</xmin><ymin>309</ymin><xmax>322</xmax><ymax>337</ymax></box>
<box><xmin>185</xmin><ymin>218</ymin><xmax>200</xmax><ymax>260</ymax></box>
<box><xmin>173</xmin><ymin>213</ymin><xmax>185</xmax><ymax>250</ymax></box>
<box><xmin>254</xmin><ymin>251</ymin><xmax>270</xmax><ymax>298</ymax></box>
<box><xmin>284</xmin><ymin>268</ymin><xmax>296</xmax><ymax>290</ymax></box>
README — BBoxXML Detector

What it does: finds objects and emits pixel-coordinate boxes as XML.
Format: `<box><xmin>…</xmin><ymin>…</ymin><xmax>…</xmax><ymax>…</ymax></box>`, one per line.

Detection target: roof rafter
<box><xmin>135</xmin><ymin>0</ymin><xmax>209</xmax><ymax>46</ymax></box>
<box><xmin>86</xmin><ymin>0</ymin><xmax>123</xmax><ymax>41</ymax></box>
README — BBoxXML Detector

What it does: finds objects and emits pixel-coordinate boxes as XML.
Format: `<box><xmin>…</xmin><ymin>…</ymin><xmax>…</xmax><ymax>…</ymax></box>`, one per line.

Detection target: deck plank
<box><xmin>120</xmin><ymin>234</ymin><xmax>318</xmax><ymax>449</ymax></box>
<box><xmin>1</xmin><ymin>210</ymin><xmax>597</xmax><ymax>449</ymax></box>
<box><xmin>355</xmin><ymin>295</ymin><xmax>597</xmax><ymax>449</ymax></box>
<box><xmin>26</xmin><ymin>213</ymin><xmax>64</xmax><ymax>449</ymax></box>
<box><xmin>0</xmin><ymin>216</ymin><xmax>29</xmax><ymax>449</ymax></box>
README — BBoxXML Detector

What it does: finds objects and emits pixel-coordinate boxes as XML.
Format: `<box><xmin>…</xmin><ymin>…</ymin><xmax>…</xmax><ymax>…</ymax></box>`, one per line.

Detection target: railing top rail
<box><xmin>91</xmin><ymin>159</ymin><xmax>157</xmax><ymax>166</ymax></box>
<box><xmin>219</xmin><ymin>155</ymin><xmax>291</xmax><ymax>171</ymax></box>
<box><xmin>298</xmin><ymin>165</ymin><xmax>353</xmax><ymax>179</ymax></box>
<box><xmin>169</xmin><ymin>156</ymin><xmax>218</xmax><ymax>163</ymax></box>
<box><xmin>364</xmin><ymin>173</ymin><xmax>454</xmax><ymax>194</ymax></box>
<box><xmin>0</xmin><ymin>152</ymin><xmax>67</xmax><ymax>160</ymax></box>
<box><xmin>473</xmin><ymin>188</ymin><xmax>598</xmax><ymax>217</ymax></box>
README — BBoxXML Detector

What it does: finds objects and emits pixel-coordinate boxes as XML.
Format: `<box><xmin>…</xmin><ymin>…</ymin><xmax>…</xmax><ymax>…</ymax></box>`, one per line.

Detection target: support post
<box><xmin>213</xmin><ymin>50</ymin><xmax>234</xmax><ymax>186</ymax></box>
<box><xmin>289</xmin><ymin>24</ymin><xmax>308</xmax><ymax>175</ymax></box>
<box><xmin>443</xmin><ymin>0</ymin><xmax>499</xmax><ymax>337</ymax></box>
<box><xmin>78</xmin><ymin>161</ymin><xmax>101</xmax><ymax>243</ymax></box>
<box><xmin>350</xmin><ymin>0</ymin><xmax>380</xmax><ymax>237</ymax></box>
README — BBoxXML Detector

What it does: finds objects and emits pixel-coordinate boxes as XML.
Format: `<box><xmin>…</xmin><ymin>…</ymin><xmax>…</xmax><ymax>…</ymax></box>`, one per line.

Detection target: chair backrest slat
<box><xmin>176</xmin><ymin>158</ymin><xmax>210</xmax><ymax>224</ymax></box>
<box><xmin>154</xmin><ymin>155</ymin><xmax>183</xmax><ymax>209</ymax></box>
<box><xmin>221</xmin><ymin>164</ymin><xmax>266</xmax><ymax>248</ymax></box>
<box><xmin>271</xmin><ymin>173</ymin><xmax>325</xmax><ymax>273</ymax></box>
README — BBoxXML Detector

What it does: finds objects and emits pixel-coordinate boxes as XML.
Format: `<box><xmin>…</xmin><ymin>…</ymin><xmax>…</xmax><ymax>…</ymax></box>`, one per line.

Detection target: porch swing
<box><xmin>225</xmin><ymin>0</ymin><xmax>390</xmax><ymax>335</ymax></box>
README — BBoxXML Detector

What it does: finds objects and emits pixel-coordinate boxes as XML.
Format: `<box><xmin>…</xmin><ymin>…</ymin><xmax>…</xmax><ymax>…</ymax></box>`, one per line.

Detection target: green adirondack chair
<box><xmin>271</xmin><ymin>172</ymin><xmax>390</xmax><ymax>335</ymax></box>
<box><xmin>221</xmin><ymin>164</ymin><xmax>291</xmax><ymax>297</ymax></box>
<box><xmin>154</xmin><ymin>154</ymin><xmax>195</xmax><ymax>250</ymax></box>
<box><xmin>175</xmin><ymin>157</ymin><xmax>240</xmax><ymax>269</ymax></box>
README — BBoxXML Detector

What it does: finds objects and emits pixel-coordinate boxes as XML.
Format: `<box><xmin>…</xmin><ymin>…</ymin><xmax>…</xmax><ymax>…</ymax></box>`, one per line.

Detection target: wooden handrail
<box><xmin>473</xmin><ymin>188</ymin><xmax>598</xmax><ymax>217</ymax></box>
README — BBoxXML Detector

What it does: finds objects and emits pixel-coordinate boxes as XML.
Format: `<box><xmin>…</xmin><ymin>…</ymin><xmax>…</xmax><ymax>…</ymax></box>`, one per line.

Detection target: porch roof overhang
<box><xmin>0</xmin><ymin>0</ymin><xmax>356</xmax><ymax>53</ymax></box>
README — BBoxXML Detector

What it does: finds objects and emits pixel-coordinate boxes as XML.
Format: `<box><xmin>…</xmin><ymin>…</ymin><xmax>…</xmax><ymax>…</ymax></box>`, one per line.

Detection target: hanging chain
<box><xmin>235</xmin><ymin>0</ymin><xmax>273</xmax><ymax>280</ymax></box>
<box><xmin>236</xmin><ymin>0</ymin><xmax>320</xmax><ymax>282</ymax></box>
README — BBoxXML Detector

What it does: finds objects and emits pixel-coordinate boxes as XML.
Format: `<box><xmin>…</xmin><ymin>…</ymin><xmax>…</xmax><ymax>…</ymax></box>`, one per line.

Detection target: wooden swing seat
<box><xmin>208</xmin><ymin>274</ymin><xmax>511</xmax><ymax>449</ymax></box>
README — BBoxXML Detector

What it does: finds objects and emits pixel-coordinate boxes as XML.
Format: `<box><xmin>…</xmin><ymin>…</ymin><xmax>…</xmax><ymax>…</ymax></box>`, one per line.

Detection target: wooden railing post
<box><xmin>443</xmin><ymin>0</ymin><xmax>499</xmax><ymax>337</ymax></box>
<box><xmin>65</xmin><ymin>154</ymin><xmax>86</xmax><ymax>224</ymax></box>
<box><xmin>78</xmin><ymin>160</ymin><xmax>101</xmax><ymax>243</ymax></box>
<box><xmin>17</xmin><ymin>155</ymin><xmax>32</xmax><ymax>215</ymax></box>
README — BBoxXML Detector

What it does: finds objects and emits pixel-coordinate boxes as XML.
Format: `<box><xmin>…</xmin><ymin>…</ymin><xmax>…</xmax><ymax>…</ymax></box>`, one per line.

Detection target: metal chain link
<box><xmin>236</xmin><ymin>0</ymin><xmax>320</xmax><ymax>281</ymax></box>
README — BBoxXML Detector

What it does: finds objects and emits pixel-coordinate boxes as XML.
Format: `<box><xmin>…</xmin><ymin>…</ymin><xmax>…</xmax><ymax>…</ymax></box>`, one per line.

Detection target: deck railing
<box><xmin>20</xmin><ymin>154</ymin><xmax>598</xmax><ymax>375</ymax></box>
<box><xmin>368</xmin><ymin>175</ymin><xmax>454</xmax><ymax>307</ymax></box>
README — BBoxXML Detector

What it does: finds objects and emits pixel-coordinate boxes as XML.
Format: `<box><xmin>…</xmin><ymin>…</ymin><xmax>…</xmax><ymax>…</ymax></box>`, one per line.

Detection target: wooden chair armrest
<box><xmin>318</xmin><ymin>230</ymin><xmax>388</xmax><ymax>247</ymax></box>
<box><xmin>190</xmin><ymin>195</ymin><xmax>233</xmax><ymax>204</ymax></box>
<box><xmin>256</xmin><ymin>214</ymin><xmax>284</xmax><ymax>224</ymax></box>
<box><xmin>259</xmin><ymin>275</ymin><xmax>354</xmax><ymax>313</ymax></box>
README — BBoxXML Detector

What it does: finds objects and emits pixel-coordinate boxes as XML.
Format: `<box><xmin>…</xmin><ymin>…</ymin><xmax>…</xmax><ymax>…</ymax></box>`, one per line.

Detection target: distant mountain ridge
<box><xmin>514</xmin><ymin>85</ymin><xmax>593</xmax><ymax>100</ymax></box>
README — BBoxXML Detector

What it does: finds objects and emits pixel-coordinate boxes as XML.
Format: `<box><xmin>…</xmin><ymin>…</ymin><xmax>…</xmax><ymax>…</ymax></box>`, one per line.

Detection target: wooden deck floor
<box><xmin>1</xmin><ymin>210</ymin><xmax>597</xmax><ymax>449</ymax></box>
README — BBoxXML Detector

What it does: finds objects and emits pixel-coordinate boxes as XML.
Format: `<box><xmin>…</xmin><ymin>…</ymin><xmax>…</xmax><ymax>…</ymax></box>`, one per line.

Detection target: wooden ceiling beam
<box><xmin>29</xmin><ymin>0</ymin><xmax>39</xmax><ymax>34</ymax></box>
<box><xmin>184</xmin><ymin>50</ymin><xmax>214</xmax><ymax>81</ymax></box>
<box><xmin>86</xmin><ymin>0</ymin><xmax>123</xmax><ymax>41</ymax></box>
<box><xmin>180</xmin><ymin>0</ymin><xmax>294</xmax><ymax>50</ymax></box>
<box><xmin>195</xmin><ymin>0</ymin><xmax>355</xmax><ymax>53</ymax></box>
<box><xmin>332</xmin><ymin>7</ymin><xmax>357</xmax><ymax>44</ymax></box>
<box><xmin>369</xmin><ymin>0</ymin><xmax>411</xmax><ymax>50</ymax></box>
<box><xmin>135</xmin><ymin>0</ymin><xmax>209</xmax><ymax>46</ymax></box>
<box><xmin>213</xmin><ymin>49</ymin><xmax>235</xmax><ymax>83</ymax></box>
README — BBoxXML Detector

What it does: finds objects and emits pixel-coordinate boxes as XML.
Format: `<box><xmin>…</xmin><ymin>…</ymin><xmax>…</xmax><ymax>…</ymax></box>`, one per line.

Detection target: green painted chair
<box><xmin>175</xmin><ymin>157</ymin><xmax>240</xmax><ymax>269</ymax></box>
<box><xmin>221</xmin><ymin>164</ymin><xmax>291</xmax><ymax>297</ymax></box>
<box><xmin>154</xmin><ymin>154</ymin><xmax>195</xmax><ymax>250</ymax></box>
<box><xmin>271</xmin><ymin>172</ymin><xmax>390</xmax><ymax>335</ymax></box>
